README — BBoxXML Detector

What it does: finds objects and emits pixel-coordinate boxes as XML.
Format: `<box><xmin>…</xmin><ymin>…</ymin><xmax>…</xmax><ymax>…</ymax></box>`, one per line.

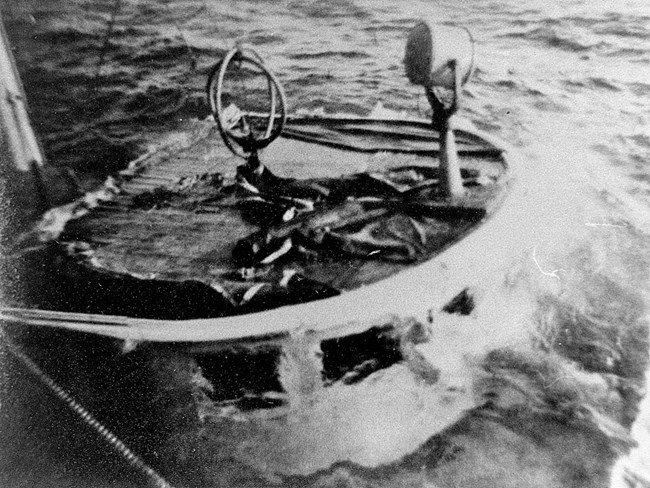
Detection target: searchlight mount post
<box><xmin>426</xmin><ymin>59</ymin><xmax>464</xmax><ymax>199</ymax></box>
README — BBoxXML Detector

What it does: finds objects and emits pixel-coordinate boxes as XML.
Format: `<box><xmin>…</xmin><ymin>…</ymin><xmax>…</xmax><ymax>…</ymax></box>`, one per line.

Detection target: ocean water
<box><xmin>1</xmin><ymin>1</ymin><xmax>649</xmax><ymax>487</ymax></box>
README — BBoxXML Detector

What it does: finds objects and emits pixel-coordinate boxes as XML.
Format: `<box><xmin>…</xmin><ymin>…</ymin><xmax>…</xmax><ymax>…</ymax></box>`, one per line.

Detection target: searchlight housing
<box><xmin>404</xmin><ymin>21</ymin><xmax>476</xmax><ymax>198</ymax></box>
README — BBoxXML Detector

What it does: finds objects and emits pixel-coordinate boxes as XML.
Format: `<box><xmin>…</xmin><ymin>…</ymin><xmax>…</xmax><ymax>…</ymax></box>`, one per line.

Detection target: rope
<box><xmin>2</xmin><ymin>335</ymin><xmax>175</xmax><ymax>488</ymax></box>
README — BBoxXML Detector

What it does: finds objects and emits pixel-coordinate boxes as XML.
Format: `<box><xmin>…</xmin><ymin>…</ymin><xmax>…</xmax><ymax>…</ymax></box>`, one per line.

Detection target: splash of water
<box><xmin>611</xmin><ymin>356</ymin><xmax>650</xmax><ymax>488</ymax></box>
<box><xmin>276</xmin><ymin>328</ymin><xmax>324</xmax><ymax>411</ymax></box>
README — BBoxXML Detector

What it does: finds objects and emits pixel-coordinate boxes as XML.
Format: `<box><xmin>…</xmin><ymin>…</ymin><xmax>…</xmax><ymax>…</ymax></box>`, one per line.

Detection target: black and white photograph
<box><xmin>1</xmin><ymin>1</ymin><xmax>649</xmax><ymax>487</ymax></box>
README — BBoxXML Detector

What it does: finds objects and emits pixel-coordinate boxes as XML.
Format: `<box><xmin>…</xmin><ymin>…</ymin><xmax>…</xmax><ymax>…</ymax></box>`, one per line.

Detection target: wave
<box><xmin>33</xmin><ymin>27</ymin><xmax>99</xmax><ymax>44</ymax></box>
<box><xmin>596</xmin><ymin>25</ymin><xmax>650</xmax><ymax>40</ymax></box>
<box><xmin>245</xmin><ymin>32</ymin><xmax>286</xmax><ymax>46</ymax></box>
<box><xmin>287</xmin><ymin>50</ymin><xmax>371</xmax><ymax>61</ymax></box>
<box><xmin>287</xmin><ymin>0</ymin><xmax>372</xmax><ymax>20</ymax></box>
<box><xmin>502</xmin><ymin>27</ymin><xmax>605</xmax><ymax>52</ymax></box>
<box><xmin>562</xmin><ymin>77</ymin><xmax>623</xmax><ymax>92</ymax></box>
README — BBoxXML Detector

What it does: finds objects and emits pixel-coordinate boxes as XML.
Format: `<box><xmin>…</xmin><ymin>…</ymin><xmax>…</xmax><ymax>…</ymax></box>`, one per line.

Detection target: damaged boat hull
<box><xmin>1</xmin><ymin>115</ymin><xmax>517</xmax><ymax>349</ymax></box>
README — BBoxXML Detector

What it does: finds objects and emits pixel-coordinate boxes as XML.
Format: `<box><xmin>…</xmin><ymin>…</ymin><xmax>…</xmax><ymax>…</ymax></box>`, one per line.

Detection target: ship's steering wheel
<box><xmin>207</xmin><ymin>47</ymin><xmax>287</xmax><ymax>159</ymax></box>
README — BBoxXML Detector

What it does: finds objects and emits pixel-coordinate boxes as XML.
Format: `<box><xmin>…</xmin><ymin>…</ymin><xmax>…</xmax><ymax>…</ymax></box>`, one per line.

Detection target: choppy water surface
<box><xmin>1</xmin><ymin>1</ymin><xmax>649</xmax><ymax>487</ymax></box>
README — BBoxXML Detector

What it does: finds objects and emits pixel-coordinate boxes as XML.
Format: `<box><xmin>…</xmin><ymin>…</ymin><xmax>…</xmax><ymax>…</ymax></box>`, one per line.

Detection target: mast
<box><xmin>0</xmin><ymin>12</ymin><xmax>78</xmax><ymax>235</ymax></box>
<box><xmin>0</xmin><ymin>10</ymin><xmax>50</xmax><ymax>230</ymax></box>
<box><xmin>0</xmin><ymin>11</ymin><xmax>45</xmax><ymax>173</ymax></box>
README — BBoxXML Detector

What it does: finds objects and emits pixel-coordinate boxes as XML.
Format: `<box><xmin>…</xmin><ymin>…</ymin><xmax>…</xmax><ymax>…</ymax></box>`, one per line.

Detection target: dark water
<box><xmin>1</xmin><ymin>1</ymin><xmax>649</xmax><ymax>487</ymax></box>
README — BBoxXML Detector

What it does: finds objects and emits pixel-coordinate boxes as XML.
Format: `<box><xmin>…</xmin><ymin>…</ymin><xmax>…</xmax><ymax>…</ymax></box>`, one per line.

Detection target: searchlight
<box><xmin>405</xmin><ymin>21</ymin><xmax>476</xmax><ymax>198</ymax></box>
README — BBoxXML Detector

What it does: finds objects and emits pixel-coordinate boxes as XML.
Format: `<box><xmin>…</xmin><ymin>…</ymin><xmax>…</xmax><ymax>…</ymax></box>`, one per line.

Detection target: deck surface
<box><xmin>59</xmin><ymin>117</ymin><xmax>508</xmax><ymax>317</ymax></box>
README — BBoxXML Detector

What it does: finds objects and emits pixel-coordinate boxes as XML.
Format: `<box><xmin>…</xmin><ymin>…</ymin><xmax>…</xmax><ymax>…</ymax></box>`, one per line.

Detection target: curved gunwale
<box><xmin>281</xmin><ymin>115</ymin><xmax>504</xmax><ymax>156</ymax></box>
<box><xmin>0</xmin><ymin>115</ymin><xmax>516</xmax><ymax>345</ymax></box>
